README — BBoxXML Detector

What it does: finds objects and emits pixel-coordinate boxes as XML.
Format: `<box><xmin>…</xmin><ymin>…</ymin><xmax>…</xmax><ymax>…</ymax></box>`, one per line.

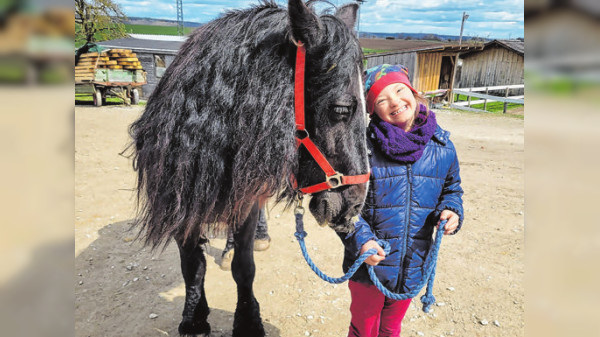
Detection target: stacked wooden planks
<box><xmin>75</xmin><ymin>49</ymin><xmax>143</xmax><ymax>82</ymax></box>
<box><xmin>105</xmin><ymin>49</ymin><xmax>143</xmax><ymax>70</ymax></box>
<box><xmin>75</xmin><ymin>52</ymin><xmax>105</xmax><ymax>82</ymax></box>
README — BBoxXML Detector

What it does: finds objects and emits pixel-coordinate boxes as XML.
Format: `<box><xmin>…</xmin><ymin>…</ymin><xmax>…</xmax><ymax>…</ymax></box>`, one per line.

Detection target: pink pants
<box><xmin>347</xmin><ymin>281</ymin><xmax>412</xmax><ymax>337</ymax></box>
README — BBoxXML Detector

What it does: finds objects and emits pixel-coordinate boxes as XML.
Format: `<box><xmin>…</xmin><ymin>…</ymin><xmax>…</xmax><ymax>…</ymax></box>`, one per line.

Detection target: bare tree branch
<box><xmin>75</xmin><ymin>0</ymin><xmax>128</xmax><ymax>46</ymax></box>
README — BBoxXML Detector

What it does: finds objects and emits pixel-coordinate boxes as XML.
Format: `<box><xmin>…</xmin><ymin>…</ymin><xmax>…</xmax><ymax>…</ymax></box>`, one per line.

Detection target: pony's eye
<box><xmin>334</xmin><ymin>106</ymin><xmax>350</xmax><ymax>115</ymax></box>
<box><xmin>330</xmin><ymin>95</ymin><xmax>357</xmax><ymax>121</ymax></box>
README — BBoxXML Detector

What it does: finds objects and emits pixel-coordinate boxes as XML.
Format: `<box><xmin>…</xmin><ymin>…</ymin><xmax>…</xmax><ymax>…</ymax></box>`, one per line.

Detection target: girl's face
<box><xmin>373</xmin><ymin>82</ymin><xmax>417</xmax><ymax>131</ymax></box>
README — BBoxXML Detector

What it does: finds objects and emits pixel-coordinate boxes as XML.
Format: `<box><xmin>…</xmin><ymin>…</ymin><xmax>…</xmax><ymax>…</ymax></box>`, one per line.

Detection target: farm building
<box><xmin>97</xmin><ymin>34</ymin><xmax>186</xmax><ymax>98</ymax></box>
<box><xmin>455</xmin><ymin>39</ymin><xmax>524</xmax><ymax>89</ymax></box>
<box><xmin>362</xmin><ymin>41</ymin><xmax>483</xmax><ymax>94</ymax></box>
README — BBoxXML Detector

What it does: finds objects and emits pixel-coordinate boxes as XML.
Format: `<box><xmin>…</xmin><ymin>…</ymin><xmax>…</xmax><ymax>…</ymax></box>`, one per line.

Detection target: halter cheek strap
<box><xmin>293</xmin><ymin>42</ymin><xmax>370</xmax><ymax>195</ymax></box>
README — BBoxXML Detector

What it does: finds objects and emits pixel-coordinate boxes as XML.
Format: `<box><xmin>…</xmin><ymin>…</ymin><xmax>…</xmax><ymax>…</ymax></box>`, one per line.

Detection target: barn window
<box><xmin>154</xmin><ymin>54</ymin><xmax>166</xmax><ymax>78</ymax></box>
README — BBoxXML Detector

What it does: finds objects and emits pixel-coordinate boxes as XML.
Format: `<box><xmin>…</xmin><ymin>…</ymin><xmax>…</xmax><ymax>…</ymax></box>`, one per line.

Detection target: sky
<box><xmin>114</xmin><ymin>0</ymin><xmax>524</xmax><ymax>39</ymax></box>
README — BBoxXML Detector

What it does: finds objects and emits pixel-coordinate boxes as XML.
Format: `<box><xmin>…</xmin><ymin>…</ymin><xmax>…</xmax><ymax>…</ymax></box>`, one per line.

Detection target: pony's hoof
<box><xmin>233</xmin><ymin>323</ymin><xmax>264</xmax><ymax>337</ymax></box>
<box><xmin>233</xmin><ymin>298</ymin><xmax>264</xmax><ymax>337</ymax></box>
<box><xmin>219</xmin><ymin>249</ymin><xmax>234</xmax><ymax>271</ymax></box>
<box><xmin>178</xmin><ymin>320</ymin><xmax>211</xmax><ymax>337</ymax></box>
<box><xmin>254</xmin><ymin>238</ymin><xmax>271</xmax><ymax>252</ymax></box>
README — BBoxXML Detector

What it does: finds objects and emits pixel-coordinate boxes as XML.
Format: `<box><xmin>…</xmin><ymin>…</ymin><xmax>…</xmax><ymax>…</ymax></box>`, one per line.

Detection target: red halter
<box><xmin>293</xmin><ymin>42</ymin><xmax>370</xmax><ymax>195</ymax></box>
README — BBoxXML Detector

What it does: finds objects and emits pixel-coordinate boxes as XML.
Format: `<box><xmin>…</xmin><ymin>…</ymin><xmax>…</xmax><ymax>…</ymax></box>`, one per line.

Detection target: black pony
<box><xmin>128</xmin><ymin>1</ymin><xmax>368</xmax><ymax>336</ymax></box>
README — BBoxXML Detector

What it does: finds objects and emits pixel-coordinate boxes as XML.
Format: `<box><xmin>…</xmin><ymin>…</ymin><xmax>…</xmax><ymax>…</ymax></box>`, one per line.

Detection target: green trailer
<box><xmin>75</xmin><ymin>68</ymin><xmax>147</xmax><ymax>107</ymax></box>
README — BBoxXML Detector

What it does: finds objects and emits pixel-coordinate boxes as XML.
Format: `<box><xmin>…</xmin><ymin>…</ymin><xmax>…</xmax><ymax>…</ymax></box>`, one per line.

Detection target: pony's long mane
<box><xmin>128</xmin><ymin>1</ymin><xmax>360</xmax><ymax>248</ymax></box>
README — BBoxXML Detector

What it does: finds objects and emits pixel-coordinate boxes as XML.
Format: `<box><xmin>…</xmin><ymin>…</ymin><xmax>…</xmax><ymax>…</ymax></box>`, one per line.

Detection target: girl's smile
<box><xmin>390</xmin><ymin>104</ymin><xmax>409</xmax><ymax>116</ymax></box>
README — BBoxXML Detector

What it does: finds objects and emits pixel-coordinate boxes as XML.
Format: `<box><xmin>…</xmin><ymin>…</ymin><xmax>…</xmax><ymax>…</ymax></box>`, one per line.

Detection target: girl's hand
<box><xmin>360</xmin><ymin>240</ymin><xmax>386</xmax><ymax>266</ymax></box>
<box><xmin>438</xmin><ymin>210</ymin><xmax>459</xmax><ymax>235</ymax></box>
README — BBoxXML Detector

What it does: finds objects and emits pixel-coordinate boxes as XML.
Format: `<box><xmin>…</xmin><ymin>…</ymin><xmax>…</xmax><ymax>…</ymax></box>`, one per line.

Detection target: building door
<box><xmin>438</xmin><ymin>56</ymin><xmax>454</xmax><ymax>89</ymax></box>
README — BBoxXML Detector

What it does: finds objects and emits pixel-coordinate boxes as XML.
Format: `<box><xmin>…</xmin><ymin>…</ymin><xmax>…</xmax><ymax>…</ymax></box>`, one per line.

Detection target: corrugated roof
<box><xmin>97</xmin><ymin>36</ymin><xmax>185</xmax><ymax>54</ymax></box>
<box><xmin>128</xmin><ymin>34</ymin><xmax>188</xmax><ymax>42</ymax></box>
<box><xmin>364</xmin><ymin>44</ymin><xmax>483</xmax><ymax>58</ymax></box>
<box><xmin>487</xmin><ymin>39</ymin><xmax>524</xmax><ymax>55</ymax></box>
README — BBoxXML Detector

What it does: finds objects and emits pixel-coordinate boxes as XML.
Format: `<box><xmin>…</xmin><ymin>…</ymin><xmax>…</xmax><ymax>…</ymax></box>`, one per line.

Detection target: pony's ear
<box><xmin>335</xmin><ymin>3</ymin><xmax>358</xmax><ymax>30</ymax></box>
<box><xmin>288</xmin><ymin>0</ymin><xmax>322</xmax><ymax>46</ymax></box>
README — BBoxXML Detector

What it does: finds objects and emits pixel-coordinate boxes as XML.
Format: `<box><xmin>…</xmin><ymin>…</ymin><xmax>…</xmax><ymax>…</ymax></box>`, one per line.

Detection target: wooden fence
<box><xmin>450</xmin><ymin>84</ymin><xmax>524</xmax><ymax>113</ymax></box>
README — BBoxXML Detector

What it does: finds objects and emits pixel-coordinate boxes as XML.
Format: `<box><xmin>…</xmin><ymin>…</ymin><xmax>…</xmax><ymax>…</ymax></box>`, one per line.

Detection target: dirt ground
<box><xmin>358</xmin><ymin>38</ymin><xmax>447</xmax><ymax>52</ymax></box>
<box><xmin>75</xmin><ymin>104</ymin><xmax>523</xmax><ymax>337</ymax></box>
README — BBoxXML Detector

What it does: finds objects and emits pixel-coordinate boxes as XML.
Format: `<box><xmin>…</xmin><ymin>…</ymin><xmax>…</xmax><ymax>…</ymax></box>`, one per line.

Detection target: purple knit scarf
<box><xmin>368</xmin><ymin>104</ymin><xmax>437</xmax><ymax>163</ymax></box>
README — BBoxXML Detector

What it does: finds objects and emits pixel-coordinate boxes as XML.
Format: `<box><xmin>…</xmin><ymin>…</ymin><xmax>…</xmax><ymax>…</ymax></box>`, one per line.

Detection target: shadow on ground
<box><xmin>75</xmin><ymin>220</ymin><xmax>280</xmax><ymax>337</ymax></box>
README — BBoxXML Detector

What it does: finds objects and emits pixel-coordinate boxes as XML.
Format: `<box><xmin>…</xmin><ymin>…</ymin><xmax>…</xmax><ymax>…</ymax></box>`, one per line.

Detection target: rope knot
<box><xmin>294</xmin><ymin>231</ymin><xmax>307</xmax><ymax>240</ymax></box>
<box><xmin>420</xmin><ymin>293</ymin><xmax>436</xmax><ymax>313</ymax></box>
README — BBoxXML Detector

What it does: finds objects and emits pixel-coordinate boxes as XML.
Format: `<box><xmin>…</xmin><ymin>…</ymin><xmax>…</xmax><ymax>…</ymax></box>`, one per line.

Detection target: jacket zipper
<box><xmin>399</xmin><ymin>164</ymin><xmax>412</xmax><ymax>289</ymax></box>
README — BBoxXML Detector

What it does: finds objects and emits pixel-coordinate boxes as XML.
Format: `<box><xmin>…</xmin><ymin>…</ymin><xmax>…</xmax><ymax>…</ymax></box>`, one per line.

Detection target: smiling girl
<box><xmin>340</xmin><ymin>64</ymin><xmax>464</xmax><ymax>337</ymax></box>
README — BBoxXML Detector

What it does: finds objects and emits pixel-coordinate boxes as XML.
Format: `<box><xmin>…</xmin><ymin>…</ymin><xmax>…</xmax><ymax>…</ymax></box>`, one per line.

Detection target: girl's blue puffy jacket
<box><xmin>340</xmin><ymin>124</ymin><xmax>464</xmax><ymax>294</ymax></box>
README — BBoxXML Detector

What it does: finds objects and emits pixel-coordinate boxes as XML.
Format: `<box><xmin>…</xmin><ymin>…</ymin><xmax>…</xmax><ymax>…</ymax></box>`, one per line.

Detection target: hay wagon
<box><xmin>75</xmin><ymin>49</ymin><xmax>147</xmax><ymax>107</ymax></box>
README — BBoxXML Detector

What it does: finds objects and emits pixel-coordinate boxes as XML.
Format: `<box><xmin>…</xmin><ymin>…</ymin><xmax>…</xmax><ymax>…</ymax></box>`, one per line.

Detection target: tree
<box><xmin>75</xmin><ymin>0</ymin><xmax>127</xmax><ymax>46</ymax></box>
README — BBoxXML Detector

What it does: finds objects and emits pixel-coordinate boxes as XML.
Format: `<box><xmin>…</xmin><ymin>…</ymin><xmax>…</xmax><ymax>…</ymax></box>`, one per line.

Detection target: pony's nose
<box><xmin>344</xmin><ymin>203</ymin><xmax>363</xmax><ymax>224</ymax></box>
<box><xmin>315</xmin><ymin>199</ymin><xmax>330</xmax><ymax>227</ymax></box>
<box><xmin>350</xmin><ymin>203</ymin><xmax>363</xmax><ymax>217</ymax></box>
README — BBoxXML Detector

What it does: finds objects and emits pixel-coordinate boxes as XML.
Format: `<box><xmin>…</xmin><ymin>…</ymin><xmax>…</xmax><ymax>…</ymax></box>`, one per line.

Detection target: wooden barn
<box><xmin>363</xmin><ymin>44</ymin><xmax>483</xmax><ymax>94</ymax></box>
<box><xmin>456</xmin><ymin>39</ymin><xmax>524</xmax><ymax>89</ymax></box>
<box><xmin>98</xmin><ymin>34</ymin><xmax>186</xmax><ymax>98</ymax></box>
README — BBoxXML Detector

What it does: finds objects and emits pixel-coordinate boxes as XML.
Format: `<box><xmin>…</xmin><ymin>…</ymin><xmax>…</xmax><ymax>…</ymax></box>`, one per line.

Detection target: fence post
<box><xmin>503</xmin><ymin>87</ymin><xmax>509</xmax><ymax>113</ymax></box>
<box><xmin>483</xmin><ymin>87</ymin><xmax>489</xmax><ymax>111</ymax></box>
<box><xmin>449</xmin><ymin>53</ymin><xmax>459</xmax><ymax>108</ymax></box>
<box><xmin>468</xmin><ymin>87</ymin><xmax>472</xmax><ymax>107</ymax></box>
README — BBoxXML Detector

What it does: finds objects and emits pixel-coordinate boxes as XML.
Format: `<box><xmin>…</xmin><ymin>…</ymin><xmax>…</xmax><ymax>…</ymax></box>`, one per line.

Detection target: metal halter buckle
<box><xmin>296</xmin><ymin>129</ymin><xmax>309</xmax><ymax>140</ymax></box>
<box><xmin>295</xmin><ymin>194</ymin><xmax>305</xmax><ymax>215</ymax></box>
<box><xmin>326</xmin><ymin>172</ymin><xmax>344</xmax><ymax>189</ymax></box>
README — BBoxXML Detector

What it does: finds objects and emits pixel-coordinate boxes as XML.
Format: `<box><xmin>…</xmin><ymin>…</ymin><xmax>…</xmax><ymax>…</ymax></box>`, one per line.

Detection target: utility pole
<box><xmin>176</xmin><ymin>0</ymin><xmax>184</xmax><ymax>36</ymax></box>
<box><xmin>458</xmin><ymin>11</ymin><xmax>469</xmax><ymax>45</ymax></box>
<box><xmin>450</xmin><ymin>11</ymin><xmax>469</xmax><ymax>106</ymax></box>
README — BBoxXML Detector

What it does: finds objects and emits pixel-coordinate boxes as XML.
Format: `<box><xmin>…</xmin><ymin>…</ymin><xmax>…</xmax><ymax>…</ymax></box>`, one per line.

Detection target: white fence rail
<box><xmin>451</xmin><ymin>84</ymin><xmax>524</xmax><ymax>113</ymax></box>
<box><xmin>453</xmin><ymin>96</ymin><xmax>524</xmax><ymax>106</ymax></box>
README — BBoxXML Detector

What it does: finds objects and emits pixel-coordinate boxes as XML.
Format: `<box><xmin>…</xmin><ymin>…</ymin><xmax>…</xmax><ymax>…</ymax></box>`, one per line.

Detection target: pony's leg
<box><xmin>176</xmin><ymin>237</ymin><xmax>211</xmax><ymax>337</ymax></box>
<box><xmin>232</xmin><ymin>202</ymin><xmax>265</xmax><ymax>337</ymax></box>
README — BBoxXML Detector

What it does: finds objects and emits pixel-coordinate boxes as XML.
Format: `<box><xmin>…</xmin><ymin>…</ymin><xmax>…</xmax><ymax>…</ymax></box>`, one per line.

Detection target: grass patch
<box><xmin>0</xmin><ymin>58</ymin><xmax>27</xmax><ymax>83</ymax></box>
<box><xmin>526</xmin><ymin>70</ymin><xmax>600</xmax><ymax>96</ymax></box>
<box><xmin>76</xmin><ymin>24</ymin><xmax>195</xmax><ymax>48</ymax></box>
<box><xmin>123</xmin><ymin>24</ymin><xmax>195</xmax><ymax>36</ymax></box>
<box><xmin>39</xmin><ymin>65</ymin><xmax>72</xmax><ymax>84</ymax></box>
<box><xmin>75</xmin><ymin>93</ymin><xmax>123</xmax><ymax>103</ymax></box>
<box><xmin>443</xmin><ymin>106</ymin><xmax>524</xmax><ymax>120</ymax></box>
<box><xmin>362</xmin><ymin>48</ymin><xmax>391</xmax><ymax>55</ymax></box>
<box><xmin>75</xmin><ymin>93</ymin><xmax>146</xmax><ymax>106</ymax></box>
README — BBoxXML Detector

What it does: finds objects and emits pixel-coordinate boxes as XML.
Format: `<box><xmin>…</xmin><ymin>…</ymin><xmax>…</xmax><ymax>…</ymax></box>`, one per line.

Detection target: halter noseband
<box><xmin>293</xmin><ymin>42</ymin><xmax>370</xmax><ymax>195</ymax></box>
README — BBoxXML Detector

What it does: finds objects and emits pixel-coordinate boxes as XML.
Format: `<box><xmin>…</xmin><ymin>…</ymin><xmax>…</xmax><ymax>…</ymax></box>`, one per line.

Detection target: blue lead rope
<box><xmin>294</xmin><ymin>209</ymin><xmax>447</xmax><ymax>313</ymax></box>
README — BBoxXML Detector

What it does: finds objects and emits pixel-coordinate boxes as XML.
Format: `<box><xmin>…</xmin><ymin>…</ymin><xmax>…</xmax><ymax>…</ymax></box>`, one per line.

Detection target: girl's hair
<box><xmin>415</xmin><ymin>92</ymin><xmax>430</xmax><ymax>114</ymax></box>
<box><xmin>404</xmin><ymin>92</ymin><xmax>430</xmax><ymax>131</ymax></box>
